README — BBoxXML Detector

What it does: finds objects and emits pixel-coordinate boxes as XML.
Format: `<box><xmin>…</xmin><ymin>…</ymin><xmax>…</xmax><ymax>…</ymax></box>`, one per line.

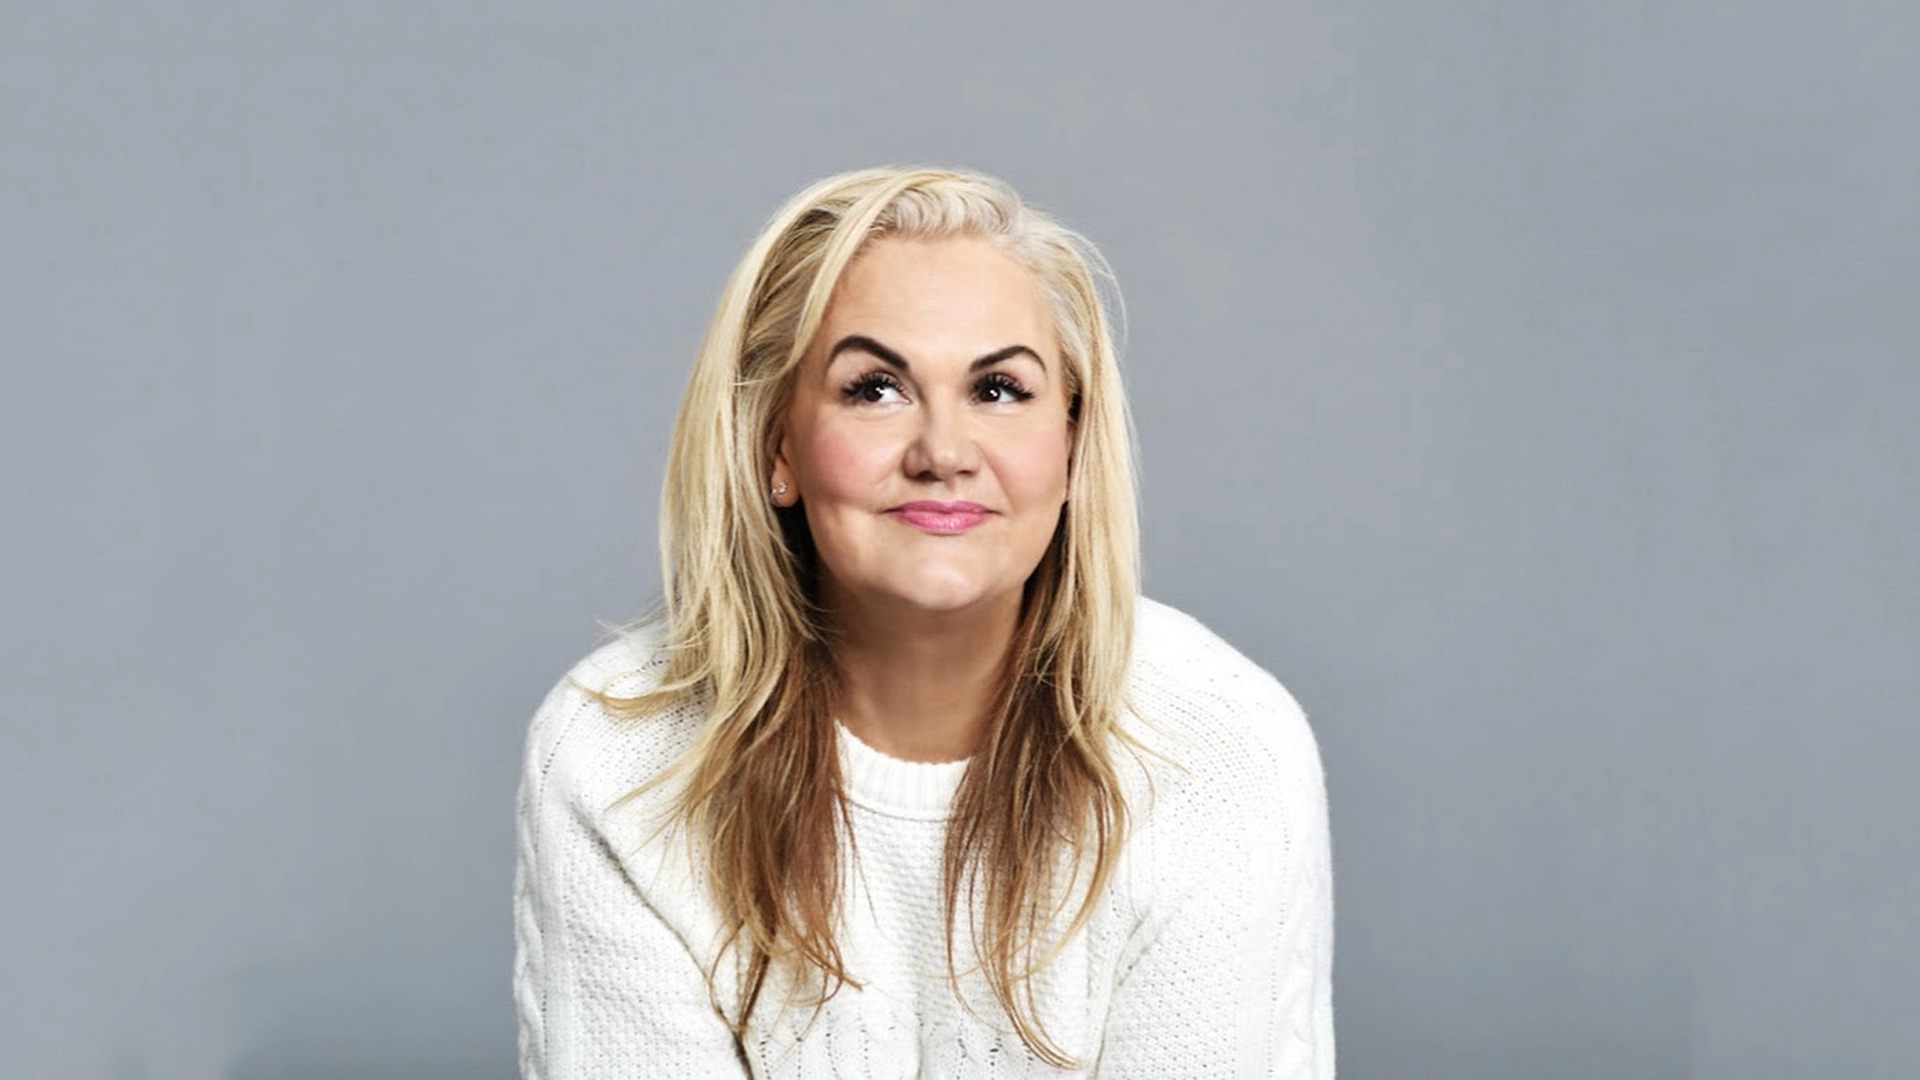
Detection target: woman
<box><xmin>514</xmin><ymin>167</ymin><xmax>1333</xmax><ymax>1078</ymax></box>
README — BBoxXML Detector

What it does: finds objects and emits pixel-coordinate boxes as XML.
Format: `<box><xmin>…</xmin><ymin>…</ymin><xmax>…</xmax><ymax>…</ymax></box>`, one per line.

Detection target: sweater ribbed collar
<box><xmin>835</xmin><ymin>721</ymin><xmax>968</xmax><ymax>820</ymax></box>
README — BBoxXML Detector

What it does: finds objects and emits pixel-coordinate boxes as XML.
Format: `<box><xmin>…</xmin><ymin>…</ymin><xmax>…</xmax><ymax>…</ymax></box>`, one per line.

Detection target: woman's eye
<box><xmin>974</xmin><ymin>373</ymin><xmax>1034</xmax><ymax>404</ymax></box>
<box><xmin>843</xmin><ymin>373</ymin><xmax>907</xmax><ymax>404</ymax></box>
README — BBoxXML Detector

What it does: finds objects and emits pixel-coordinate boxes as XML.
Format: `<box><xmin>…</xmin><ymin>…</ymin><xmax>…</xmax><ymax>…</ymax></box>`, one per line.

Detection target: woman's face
<box><xmin>773</xmin><ymin>236</ymin><xmax>1073</xmax><ymax>624</ymax></box>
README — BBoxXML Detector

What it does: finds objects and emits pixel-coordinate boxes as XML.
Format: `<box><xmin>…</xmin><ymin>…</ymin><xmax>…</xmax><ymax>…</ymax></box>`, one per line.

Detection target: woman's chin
<box><xmin>854</xmin><ymin>575</ymin><xmax>1025</xmax><ymax>623</ymax></box>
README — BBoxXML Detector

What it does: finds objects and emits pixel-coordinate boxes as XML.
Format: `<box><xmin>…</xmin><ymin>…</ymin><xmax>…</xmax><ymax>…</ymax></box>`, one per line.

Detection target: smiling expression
<box><xmin>772</xmin><ymin>236</ymin><xmax>1074</xmax><ymax>622</ymax></box>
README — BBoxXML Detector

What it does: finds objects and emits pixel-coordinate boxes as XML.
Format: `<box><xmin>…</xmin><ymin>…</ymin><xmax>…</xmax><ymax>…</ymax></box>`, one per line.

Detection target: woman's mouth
<box><xmin>888</xmin><ymin>501</ymin><xmax>993</xmax><ymax>535</ymax></box>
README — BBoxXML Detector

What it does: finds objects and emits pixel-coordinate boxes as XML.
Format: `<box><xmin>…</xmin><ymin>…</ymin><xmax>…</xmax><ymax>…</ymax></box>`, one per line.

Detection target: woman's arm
<box><xmin>1093</xmin><ymin>715</ymin><xmax>1335</xmax><ymax>1078</ymax></box>
<box><xmin>514</xmin><ymin>676</ymin><xmax>749</xmax><ymax>1079</ymax></box>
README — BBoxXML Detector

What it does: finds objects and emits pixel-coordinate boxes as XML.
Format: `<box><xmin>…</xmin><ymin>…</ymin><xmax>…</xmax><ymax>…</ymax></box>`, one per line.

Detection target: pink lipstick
<box><xmin>890</xmin><ymin>500</ymin><xmax>993</xmax><ymax>535</ymax></box>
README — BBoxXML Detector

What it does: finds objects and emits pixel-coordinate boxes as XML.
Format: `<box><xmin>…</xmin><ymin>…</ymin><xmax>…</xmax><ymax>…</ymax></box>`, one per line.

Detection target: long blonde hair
<box><xmin>601</xmin><ymin>166</ymin><xmax>1139</xmax><ymax>1066</ymax></box>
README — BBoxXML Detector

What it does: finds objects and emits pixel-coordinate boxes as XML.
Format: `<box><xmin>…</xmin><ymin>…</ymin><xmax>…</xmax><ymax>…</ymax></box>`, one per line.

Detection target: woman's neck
<box><xmin>824</xmin><ymin>593</ymin><xmax>1019</xmax><ymax>764</ymax></box>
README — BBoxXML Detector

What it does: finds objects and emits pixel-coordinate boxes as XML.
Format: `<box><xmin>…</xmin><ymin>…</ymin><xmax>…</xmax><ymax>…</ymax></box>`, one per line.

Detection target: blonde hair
<box><xmin>602</xmin><ymin>166</ymin><xmax>1139</xmax><ymax>1066</ymax></box>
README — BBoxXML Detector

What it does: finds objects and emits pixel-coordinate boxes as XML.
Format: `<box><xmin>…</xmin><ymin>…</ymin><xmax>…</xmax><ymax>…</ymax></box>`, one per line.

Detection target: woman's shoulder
<box><xmin>1115</xmin><ymin>598</ymin><xmax>1330</xmax><ymax>913</ymax></box>
<box><xmin>520</xmin><ymin>621</ymin><xmax>701</xmax><ymax>816</ymax></box>
<box><xmin>1124</xmin><ymin>596</ymin><xmax>1323</xmax><ymax>804</ymax></box>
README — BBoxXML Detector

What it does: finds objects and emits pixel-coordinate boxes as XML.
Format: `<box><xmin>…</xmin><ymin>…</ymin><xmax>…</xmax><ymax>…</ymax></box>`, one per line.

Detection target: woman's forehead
<box><xmin>813</xmin><ymin>237</ymin><xmax>1055</xmax><ymax>359</ymax></box>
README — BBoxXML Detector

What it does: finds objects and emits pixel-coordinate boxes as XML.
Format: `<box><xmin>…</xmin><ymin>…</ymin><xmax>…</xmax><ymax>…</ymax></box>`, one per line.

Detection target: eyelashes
<box><xmin>840</xmin><ymin>371</ymin><xmax>1035</xmax><ymax>405</ymax></box>
<box><xmin>842</xmin><ymin>371</ymin><xmax>907</xmax><ymax>404</ymax></box>
<box><xmin>974</xmin><ymin>372</ymin><xmax>1035</xmax><ymax>404</ymax></box>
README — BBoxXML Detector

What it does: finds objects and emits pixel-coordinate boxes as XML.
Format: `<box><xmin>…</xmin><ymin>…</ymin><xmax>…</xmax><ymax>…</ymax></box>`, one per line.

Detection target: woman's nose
<box><xmin>902</xmin><ymin>398</ymin><xmax>980</xmax><ymax>481</ymax></box>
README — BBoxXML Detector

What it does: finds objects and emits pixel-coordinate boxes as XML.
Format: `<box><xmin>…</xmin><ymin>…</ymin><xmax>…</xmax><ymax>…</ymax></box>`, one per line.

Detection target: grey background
<box><xmin>4</xmin><ymin>2</ymin><xmax>1914</xmax><ymax>1078</ymax></box>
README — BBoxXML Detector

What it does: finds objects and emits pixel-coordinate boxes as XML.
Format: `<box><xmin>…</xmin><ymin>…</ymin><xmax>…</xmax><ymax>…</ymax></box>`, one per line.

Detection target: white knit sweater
<box><xmin>514</xmin><ymin>597</ymin><xmax>1334</xmax><ymax>1078</ymax></box>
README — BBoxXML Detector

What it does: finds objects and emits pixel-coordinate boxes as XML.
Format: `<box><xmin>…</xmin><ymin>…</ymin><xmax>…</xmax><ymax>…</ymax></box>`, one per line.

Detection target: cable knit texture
<box><xmin>514</xmin><ymin>597</ymin><xmax>1334</xmax><ymax>1078</ymax></box>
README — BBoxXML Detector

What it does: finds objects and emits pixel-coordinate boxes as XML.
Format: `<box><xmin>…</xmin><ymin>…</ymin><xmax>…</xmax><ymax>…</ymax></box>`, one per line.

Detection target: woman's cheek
<box><xmin>803</xmin><ymin>420</ymin><xmax>896</xmax><ymax>500</ymax></box>
<box><xmin>995</xmin><ymin>425</ymin><xmax>1072</xmax><ymax>505</ymax></box>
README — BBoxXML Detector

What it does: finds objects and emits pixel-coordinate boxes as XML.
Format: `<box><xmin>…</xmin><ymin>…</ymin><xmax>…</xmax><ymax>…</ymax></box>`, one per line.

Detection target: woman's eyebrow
<box><xmin>827</xmin><ymin>335</ymin><xmax>1046</xmax><ymax>373</ymax></box>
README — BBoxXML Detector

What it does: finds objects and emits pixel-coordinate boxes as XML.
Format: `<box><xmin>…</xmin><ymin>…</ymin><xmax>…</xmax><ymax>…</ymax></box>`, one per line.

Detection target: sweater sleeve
<box><xmin>1093</xmin><ymin>710</ymin><xmax>1335</xmax><ymax>1079</ymax></box>
<box><xmin>513</xmin><ymin>673</ymin><xmax>749</xmax><ymax>1080</ymax></box>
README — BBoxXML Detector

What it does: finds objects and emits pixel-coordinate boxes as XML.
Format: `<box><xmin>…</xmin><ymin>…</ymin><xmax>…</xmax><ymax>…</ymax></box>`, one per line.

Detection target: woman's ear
<box><xmin>770</xmin><ymin>432</ymin><xmax>798</xmax><ymax>508</ymax></box>
<box><xmin>1061</xmin><ymin>419</ymin><xmax>1077</xmax><ymax>506</ymax></box>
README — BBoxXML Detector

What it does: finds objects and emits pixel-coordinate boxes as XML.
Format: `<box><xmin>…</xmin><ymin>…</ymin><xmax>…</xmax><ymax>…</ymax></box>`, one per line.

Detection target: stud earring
<box><xmin>771</xmin><ymin>481</ymin><xmax>789</xmax><ymax>499</ymax></box>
